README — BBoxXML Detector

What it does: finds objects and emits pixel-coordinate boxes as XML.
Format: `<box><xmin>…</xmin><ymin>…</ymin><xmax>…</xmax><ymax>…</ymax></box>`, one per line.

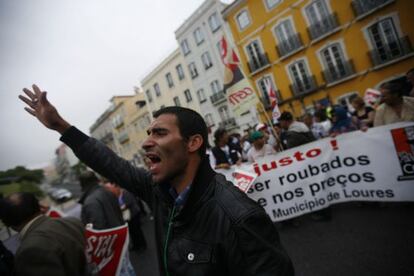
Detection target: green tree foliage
<box><xmin>0</xmin><ymin>166</ymin><xmax>44</xmax><ymax>184</ymax></box>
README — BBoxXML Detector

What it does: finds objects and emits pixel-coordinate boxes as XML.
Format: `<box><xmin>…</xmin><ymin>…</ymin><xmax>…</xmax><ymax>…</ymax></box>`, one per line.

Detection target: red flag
<box><xmin>264</xmin><ymin>78</ymin><xmax>281</xmax><ymax>120</ymax></box>
<box><xmin>85</xmin><ymin>224</ymin><xmax>129</xmax><ymax>276</ymax></box>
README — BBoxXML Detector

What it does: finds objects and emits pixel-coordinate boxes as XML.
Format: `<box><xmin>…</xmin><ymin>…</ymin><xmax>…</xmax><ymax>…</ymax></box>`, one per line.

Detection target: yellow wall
<box><xmin>224</xmin><ymin>0</ymin><xmax>414</xmax><ymax>119</ymax></box>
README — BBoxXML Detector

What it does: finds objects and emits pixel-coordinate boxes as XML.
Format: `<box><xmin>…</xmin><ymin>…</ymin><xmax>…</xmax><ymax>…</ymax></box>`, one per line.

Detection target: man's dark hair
<box><xmin>0</xmin><ymin>192</ymin><xmax>40</xmax><ymax>227</ymax></box>
<box><xmin>279</xmin><ymin>111</ymin><xmax>293</xmax><ymax>122</ymax></box>
<box><xmin>380</xmin><ymin>81</ymin><xmax>404</xmax><ymax>97</ymax></box>
<box><xmin>79</xmin><ymin>171</ymin><xmax>99</xmax><ymax>189</ymax></box>
<box><xmin>314</xmin><ymin>109</ymin><xmax>327</xmax><ymax>121</ymax></box>
<box><xmin>153</xmin><ymin>106</ymin><xmax>208</xmax><ymax>157</ymax></box>
<box><xmin>214</xmin><ymin>128</ymin><xmax>227</xmax><ymax>146</ymax></box>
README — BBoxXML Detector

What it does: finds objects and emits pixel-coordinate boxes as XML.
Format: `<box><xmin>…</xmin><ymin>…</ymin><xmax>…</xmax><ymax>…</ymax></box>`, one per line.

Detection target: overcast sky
<box><xmin>0</xmin><ymin>0</ymin><xmax>224</xmax><ymax>170</ymax></box>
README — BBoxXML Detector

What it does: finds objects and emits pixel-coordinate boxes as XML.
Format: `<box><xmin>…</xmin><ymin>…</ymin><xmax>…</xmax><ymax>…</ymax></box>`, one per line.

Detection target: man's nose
<box><xmin>142</xmin><ymin>136</ymin><xmax>155</xmax><ymax>150</ymax></box>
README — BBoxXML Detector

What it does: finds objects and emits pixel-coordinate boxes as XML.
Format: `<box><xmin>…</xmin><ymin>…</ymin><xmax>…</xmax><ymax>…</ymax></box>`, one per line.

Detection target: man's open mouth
<box><xmin>145</xmin><ymin>153</ymin><xmax>161</xmax><ymax>166</ymax></box>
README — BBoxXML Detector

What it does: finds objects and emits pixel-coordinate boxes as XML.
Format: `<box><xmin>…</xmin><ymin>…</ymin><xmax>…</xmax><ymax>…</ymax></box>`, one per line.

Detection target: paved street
<box><xmin>131</xmin><ymin>202</ymin><xmax>414</xmax><ymax>276</ymax></box>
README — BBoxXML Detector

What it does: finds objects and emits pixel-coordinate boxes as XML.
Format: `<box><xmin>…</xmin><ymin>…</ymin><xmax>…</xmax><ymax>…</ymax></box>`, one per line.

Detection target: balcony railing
<box><xmin>100</xmin><ymin>131</ymin><xmax>114</xmax><ymax>144</ymax></box>
<box><xmin>307</xmin><ymin>13</ymin><xmax>338</xmax><ymax>41</ymax></box>
<box><xmin>247</xmin><ymin>53</ymin><xmax>270</xmax><ymax>73</ymax></box>
<box><xmin>369</xmin><ymin>36</ymin><xmax>413</xmax><ymax>66</ymax></box>
<box><xmin>276</xmin><ymin>33</ymin><xmax>303</xmax><ymax>58</ymax></box>
<box><xmin>210</xmin><ymin>91</ymin><xmax>226</xmax><ymax>106</ymax></box>
<box><xmin>322</xmin><ymin>60</ymin><xmax>355</xmax><ymax>84</ymax></box>
<box><xmin>289</xmin><ymin>75</ymin><xmax>318</xmax><ymax>96</ymax></box>
<box><xmin>351</xmin><ymin>0</ymin><xmax>392</xmax><ymax>17</ymax></box>
<box><xmin>118</xmin><ymin>132</ymin><xmax>129</xmax><ymax>144</ymax></box>
<box><xmin>219</xmin><ymin>117</ymin><xmax>237</xmax><ymax>130</ymax></box>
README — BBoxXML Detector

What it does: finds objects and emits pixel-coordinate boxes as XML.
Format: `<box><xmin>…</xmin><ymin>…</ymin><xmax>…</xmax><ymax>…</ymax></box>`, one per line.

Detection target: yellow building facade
<box><xmin>223</xmin><ymin>0</ymin><xmax>414</xmax><ymax>118</ymax></box>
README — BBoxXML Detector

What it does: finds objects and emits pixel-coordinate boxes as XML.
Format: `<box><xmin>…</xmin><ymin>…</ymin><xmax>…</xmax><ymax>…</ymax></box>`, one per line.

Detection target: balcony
<box><xmin>247</xmin><ymin>53</ymin><xmax>270</xmax><ymax>73</ymax></box>
<box><xmin>322</xmin><ymin>60</ymin><xmax>355</xmax><ymax>84</ymax></box>
<box><xmin>210</xmin><ymin>91</ymin><xmax>226</xmax><ymax>106</ymax></box>
<box><xmin>289</xmin><ymin>75</ymin><xmax>318</xmax><ymax>97</ymax></box>
<box><xmin>118</xmin><ymin>132</ymin><xmax>129</xmax><ymax>144</ymax></box>
<box><xmin>276</xmin><ymin>33</ymin><xmax>303</xmax><ymax>58</ymax></box>
<box><xmin>369</xmin><ymin>36</ymin><xmax>413</xmax><ymax>67</ymax></box>
<box><xmin>307</xmin><ymin>13</ymin><xmax>339</xmax><ymax>41</ymax></box>
<box><xmin>351</xmin><ymin>0</ymin><xmax>393</xmax><ymax>18</ymax></box>
<box><xmin>100</xmin><ymin>131</ymin><xmax>114</xmax><ymax>144</ymax></box>
<box><xmin>219</xmin><ymin>117</ymin><xmax>238</xmax><ymax>130</ymax></box>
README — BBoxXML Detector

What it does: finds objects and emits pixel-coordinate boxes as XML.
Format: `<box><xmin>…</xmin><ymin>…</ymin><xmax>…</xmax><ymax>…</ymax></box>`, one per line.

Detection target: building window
<box><xmin>218</xmin><ymin>105</ymin><xmax>231</xmax><ymax>121</ymax></box>
<box><xmin>153</xmin><ymin>83</ymin><xmax>161</xmax><ymax>97</ymax></box>
<box><xmin>246</xmin><ymin>39</ymin><xmax>269</xmax><ymax>73</ymax></box>
<box><xmin>166</xmin><ymin>73</ymin><xmax>174</xmax><ymax>88</ymax></box>
<box><xmin>236</xmin><ymin>10</ymin><xmax>251</xmax><ymax>31</ymax></box>
<box><xmin>288</xmin><ymin>60</ymin><xmax>316</xmax><ymax>95</ymax></box>
<box><xmin>264</xmin><ymin>0</ymin><xmax>282</xmax><ymax>10</ymax></box>
<box><xmin>197</xmin><ymin>89</ymin><xmax>207</xmax><ymax>103</ymax></box>
<box><xmin>274</xmin><ymin>19</ymin><xmax>302</xmax><ymax>57</ymax></box>
<box><xmin>184</xmin><ymin>89</ymin><xmax>192</xmax><ymax>102</ymax></box>
<box><xmin>205</xmin><ymin>113</ymin><xmax>214</xmax><ymax>127</ymax></box>
<box><xmin>351</xmin><ymin>0</ymin><xmax>393</xmax><ymax>17</ymax></box>
<box><xmin>210</xmin><ymin>80</ymin><xmax>221</xmax><ymax>94</ymax></box>
<box><xmin>176</xmin><ymin>64</ymin><xmax>185</xmax><ymax>80</ymax></box>
<box><xmin>367</xmin><ymin>18</ymin><xmax>411</xmax><ymax>66</ymax></box>
<box><xmin>189</xmin><ymin>62</ymin><xmax>199</xmax><ymax>79</ymax></box>
<box><xmin>181</xmin><ymin>39</ymin><xmax>191</xmax><ymax>56</ymax></box>
<box><xmin>257</xmin><ymin>75</ymin><xmax>280</xmax><ymax>108</ymax></box>
<box><xmin>337</xmin><ymin>92</ymin><xmax>359</xmax><ymax>110</ymax></box>
<box><xmin>320</xmin><ymin>43</ymin><xmax>354</xmax><ymax>83</ymax></box>
<box><xmin>208</xmin><ymin>12</ymin><xmax>221</xmax><ymax>32</ymax></box>
<box><xmin>193</xmin><ymin>28</ymin><xmax>204</xmax><ymax>45</ymax></box>
<box><xmin>201</xmin><ymin>51</ymin><xmax>213</xmax><ymax>70</ymax></box>
<box><xmin>305</xmin><ymin>0</ymin><xmax>338</xmax><ymax>40</ymax></box>
<box><xmin>173</xmin><ymin>96</ymin><xmax>181</xmax><ymax>107</ymax></box>
<box><xmin>146</xmin><ymin>89</ymin><xmax>153</xmax><ymax>103</ymax></box>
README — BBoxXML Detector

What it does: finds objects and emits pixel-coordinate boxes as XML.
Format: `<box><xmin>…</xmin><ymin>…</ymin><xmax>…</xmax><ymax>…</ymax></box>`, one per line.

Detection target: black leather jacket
<box><xmin>62</xmin><ymin>127</ymin><xmax>294</xmax><ymax>276</ymax></box>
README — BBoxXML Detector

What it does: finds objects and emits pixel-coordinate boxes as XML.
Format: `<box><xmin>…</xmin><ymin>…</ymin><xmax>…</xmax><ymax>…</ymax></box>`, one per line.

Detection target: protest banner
<box><xmin>217</xmin><ymin>122</ymin><xmax>414</xmax><ymax>221</ymax></box>
<box><xmin>85</xmin><ymin>224</ymin><xmax>130</xmax><ymax>276</ymax></box>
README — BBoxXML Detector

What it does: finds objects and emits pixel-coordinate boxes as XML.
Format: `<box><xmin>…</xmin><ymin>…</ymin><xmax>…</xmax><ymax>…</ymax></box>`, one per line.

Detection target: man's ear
<box><xmin>187</xmin><ymin>134</ymin><xmax>203</xmax><ymax>153</ymax></box>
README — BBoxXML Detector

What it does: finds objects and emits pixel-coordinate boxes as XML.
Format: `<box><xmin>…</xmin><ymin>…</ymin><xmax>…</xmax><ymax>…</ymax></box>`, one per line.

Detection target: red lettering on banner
<box><xmin>253</xmin><ymin>147</ymin><xmax>322</xmax><ymax>177</ymax></box>
<box><xmin>228</xmin><ymin>87</ymin><xmax>254</xmax><ymax>105</ymax></box>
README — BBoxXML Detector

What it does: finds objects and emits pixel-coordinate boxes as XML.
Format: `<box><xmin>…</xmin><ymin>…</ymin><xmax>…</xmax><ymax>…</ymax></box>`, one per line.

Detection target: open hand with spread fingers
<box><xmin>18</xmin><ymin>84</ymin><xmax>71</xmax><ymax>134</ymax></box>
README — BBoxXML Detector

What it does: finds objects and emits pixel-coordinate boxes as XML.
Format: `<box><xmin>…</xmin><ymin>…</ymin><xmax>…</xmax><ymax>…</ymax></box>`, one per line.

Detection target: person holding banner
<box><xmin>19</xmin><ymin>84</ymin><xmax>293</xmax><ymax>276</ymax></box>
<box><xmin>374</xmin><ymin>82</ymin><xmax>414</xmax><ymax>127</ymax></box>
<box><xmin>0</xmin><ymin>192</ymin><xmax>88</xmax><ymax>276</ymax></box>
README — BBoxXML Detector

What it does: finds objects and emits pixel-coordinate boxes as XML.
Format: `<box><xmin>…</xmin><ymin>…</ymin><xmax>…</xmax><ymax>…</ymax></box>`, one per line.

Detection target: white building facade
<box><xmin>175</xmin><ymin>0</ymin><xmax>258</xmax><ymax>140</ymax></box>
<box><xmin>141</xmin><ymin>48</ymin><xmax>201</xmax><ymax>117</ymax></box>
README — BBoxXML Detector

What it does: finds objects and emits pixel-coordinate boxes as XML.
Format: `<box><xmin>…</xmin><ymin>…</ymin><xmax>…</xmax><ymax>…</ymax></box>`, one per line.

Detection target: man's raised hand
<box><xmin>19</xmin><ymin>84</ymin><xmax>71</xmax><ymax>134</ymax></box>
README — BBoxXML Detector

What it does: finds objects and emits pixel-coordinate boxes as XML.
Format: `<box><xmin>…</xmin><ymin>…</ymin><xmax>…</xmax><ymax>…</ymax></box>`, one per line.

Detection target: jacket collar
<box><xmin>154</xmin><ymin>155</ymin><xmax>216</xmax><ymax>219</ymax></box>
<box><xmin>79</xmin><ymin>184</ymin><xmax>100</xmax><ymax>204</ymax></box>
<box><xmin>19</xmin><ymin>215</ymin><xmax>48</xmax><ymax>241</ymax></box>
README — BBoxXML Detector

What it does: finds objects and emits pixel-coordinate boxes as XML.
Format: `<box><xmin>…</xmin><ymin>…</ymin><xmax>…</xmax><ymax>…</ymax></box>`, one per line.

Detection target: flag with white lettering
<box><xmin>85</xmin><ymin>224</ymin><xmax>129</xmax><ymax>276</ymax></box>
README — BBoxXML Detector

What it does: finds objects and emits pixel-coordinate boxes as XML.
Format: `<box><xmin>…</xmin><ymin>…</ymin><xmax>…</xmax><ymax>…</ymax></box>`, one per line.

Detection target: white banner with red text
<box><xmin>217</xmin><ymin>122</ymin><xmax>414</xmax><ymax>221</ymax></box>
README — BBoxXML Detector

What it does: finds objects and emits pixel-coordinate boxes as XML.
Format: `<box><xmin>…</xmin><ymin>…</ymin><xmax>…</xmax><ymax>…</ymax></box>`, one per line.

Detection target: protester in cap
<box><xmin>247</xmin><ymin>131</ymin><xmax>276</xmax><ymax>163</ymax></box>
<box><xmin>212</xmin><ymin>128</ymin><xmax>242</xmax><ymax>169</ymax></box>
<box><xmin>19</xmin><ymin>84</ymin><xmax>293</xmax><ymax>276</ymax></box>
<box><xmin>78</xmin><ymin>171</ymin><xmax>124</xmax><ymax>229</ymax></box>
<box><xmin>279</xmin><ymin>111</ymin><xmax>315</xmax><ymax>149</ymax></box>
<box><xmin>374</xmin><ymin>82</ymin><xmax>414</xmax><ymax>127</ymax></box>
<box><xmin>256</xmin><ymin>123</ymin><xmax>277</xmax><ymax>149</ymax></box>
<box><xmin>0</xmin><ymin>192</ymin><xmax>88</xmax><ymax>276</ymax></box>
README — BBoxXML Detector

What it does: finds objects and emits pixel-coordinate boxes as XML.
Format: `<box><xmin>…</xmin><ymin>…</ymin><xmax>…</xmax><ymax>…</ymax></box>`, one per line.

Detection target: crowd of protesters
<box><xmin>1</xmin><ymin>70</ymin><xmax>413</xmax><ymax>275</ymax></box>
<box><xmin>210</xmin><ymin>73</ymin><xmax>414</xmax><ymax>169</ymax></box>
